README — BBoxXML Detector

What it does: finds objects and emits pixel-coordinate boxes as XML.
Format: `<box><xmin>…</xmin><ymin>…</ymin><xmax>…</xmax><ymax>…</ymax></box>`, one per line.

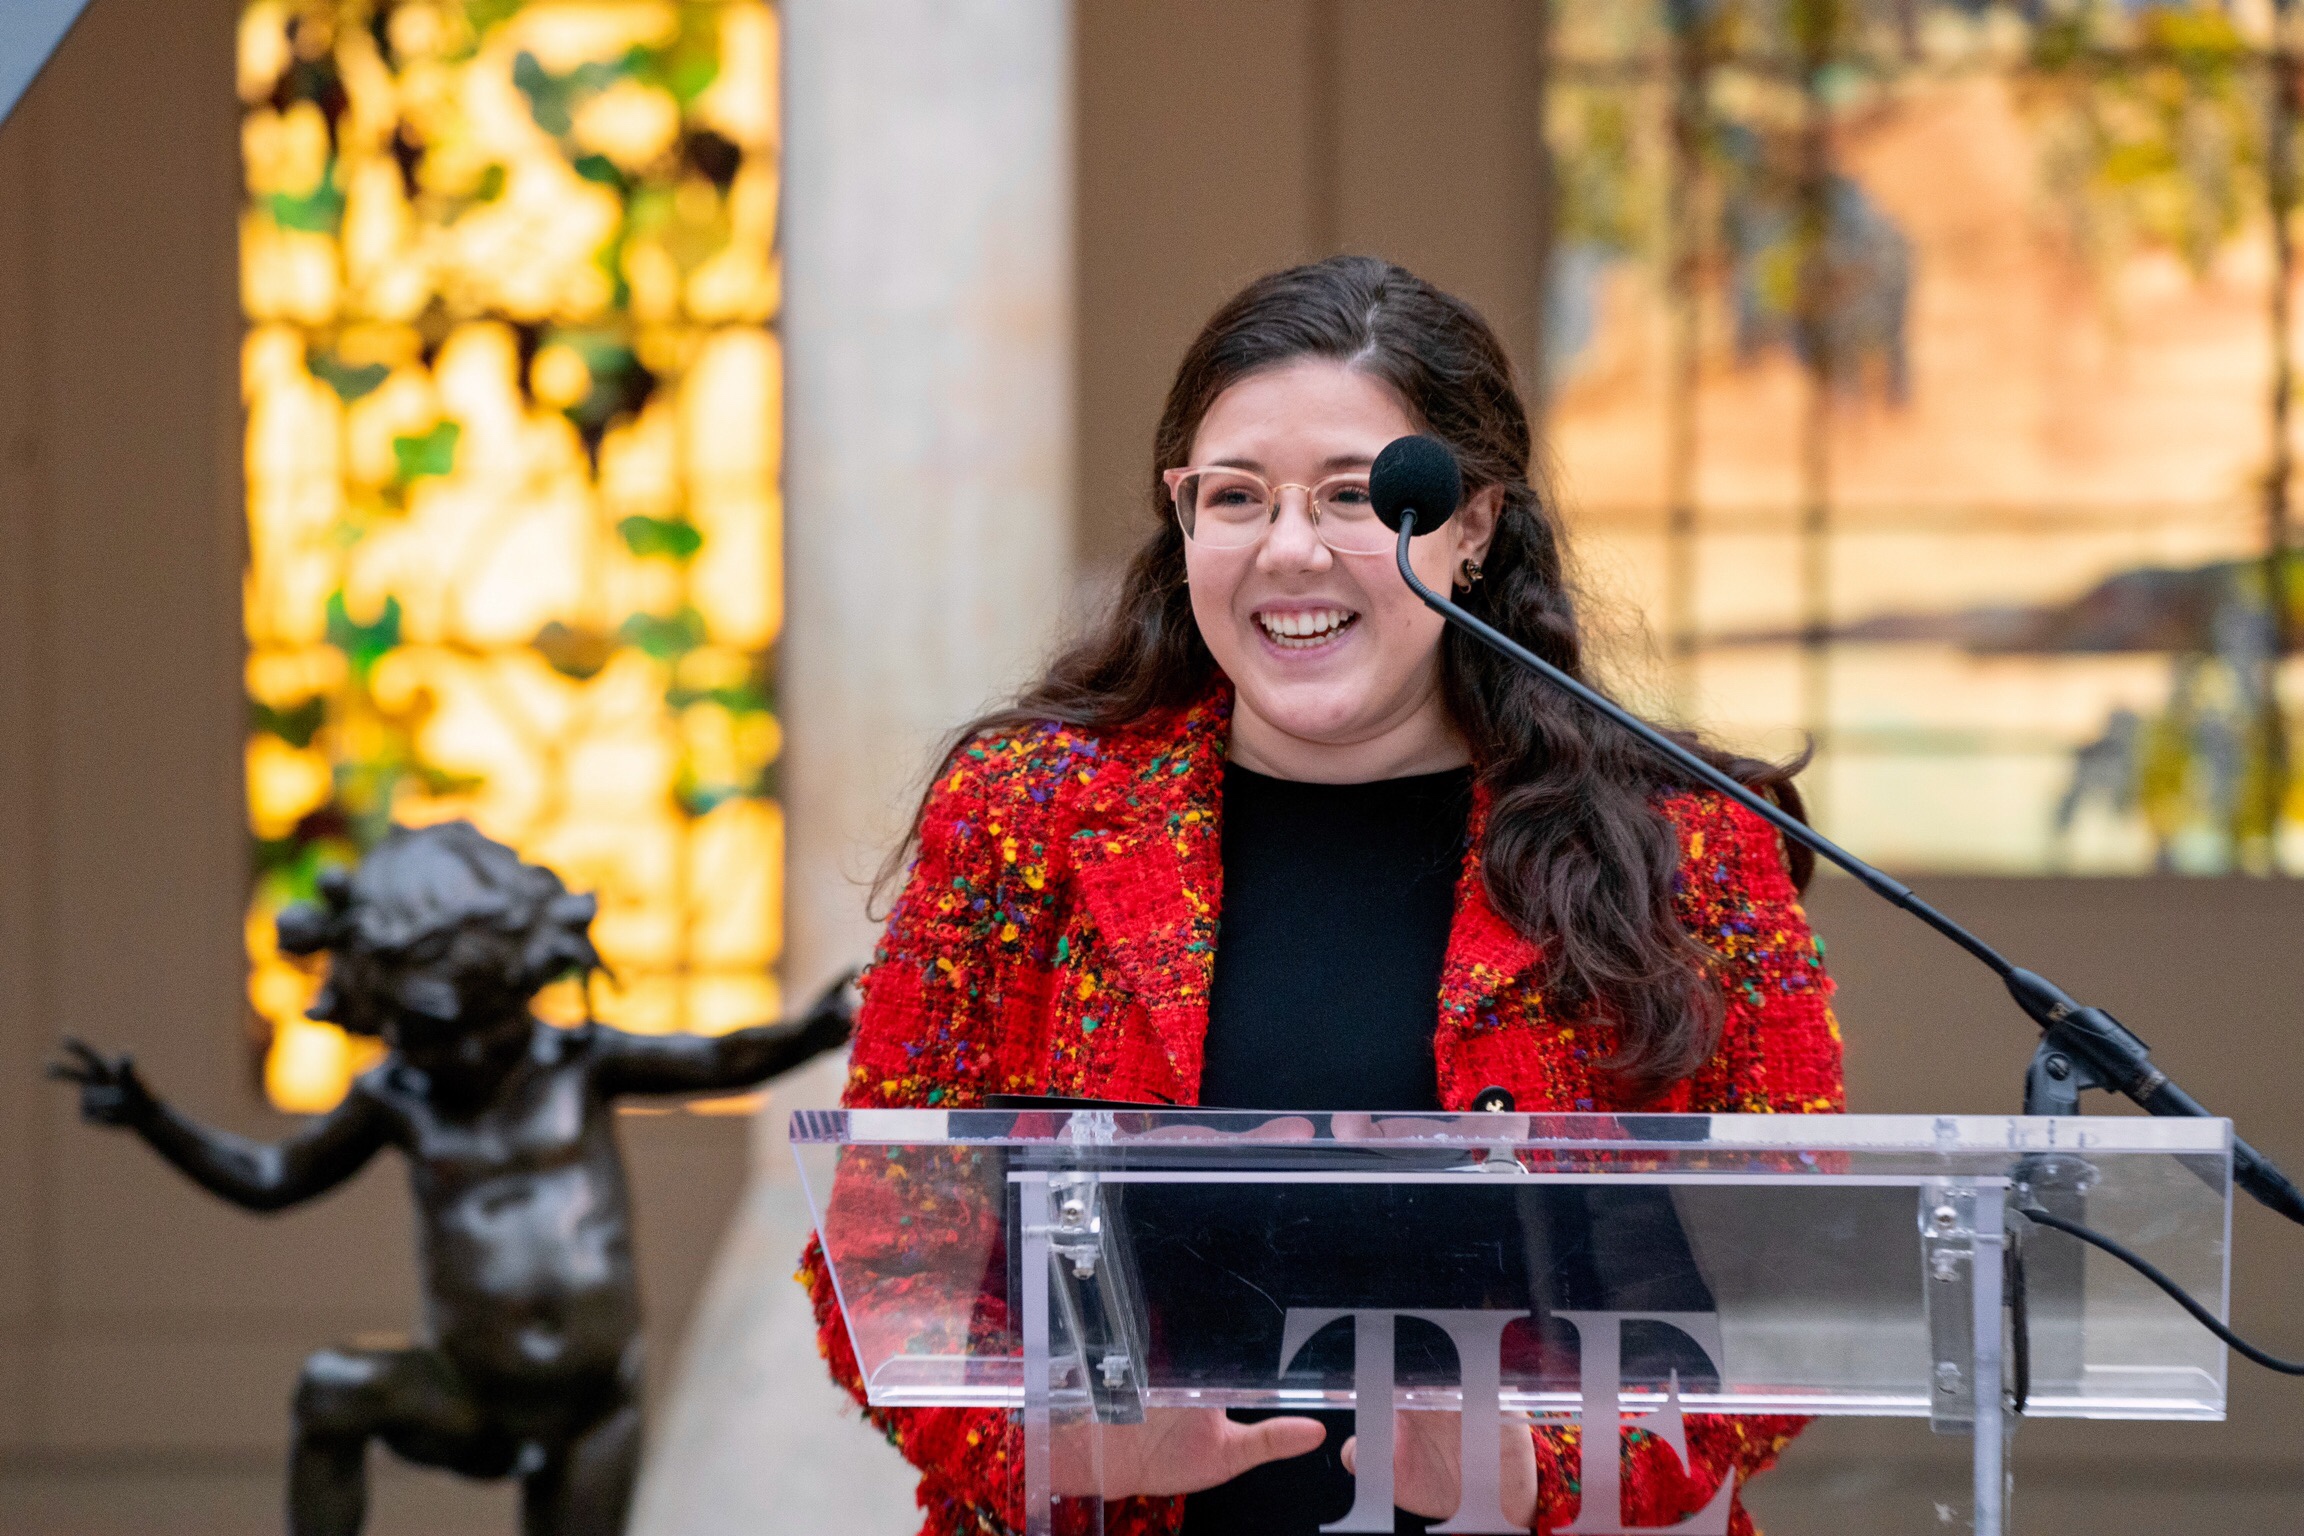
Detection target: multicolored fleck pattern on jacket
<box><xmin>804</xmin><ymin>683</ymin><xmax>1845</xmax><ymax>1535</ymax></box>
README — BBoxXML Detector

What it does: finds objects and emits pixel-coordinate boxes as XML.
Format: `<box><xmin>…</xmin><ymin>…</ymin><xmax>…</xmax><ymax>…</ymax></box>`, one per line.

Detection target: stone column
<box><xmin>630</xmin><ymin>2</ymin><xmax>1073</xmax><ymax>1529</ymax></box>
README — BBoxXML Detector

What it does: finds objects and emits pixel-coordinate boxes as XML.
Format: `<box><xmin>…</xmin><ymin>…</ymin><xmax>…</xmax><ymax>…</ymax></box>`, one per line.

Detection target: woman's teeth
<box><xmin>1255</xmin><ymin>608</ymin><xmax>1357</xmax><ymax>649</ymax></box>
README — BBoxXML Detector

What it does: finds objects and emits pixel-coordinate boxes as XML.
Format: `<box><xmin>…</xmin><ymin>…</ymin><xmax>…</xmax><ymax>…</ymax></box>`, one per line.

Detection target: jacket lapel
<box><xmin>1436</xmin><ymin>787</ymin><xmax>1545</xmax><ymax>1048</ymax></box>
<box><xmin>1066</xmin><ymin>687</ymin><xmax>1231</xmax><ymax>1100</ymax></box>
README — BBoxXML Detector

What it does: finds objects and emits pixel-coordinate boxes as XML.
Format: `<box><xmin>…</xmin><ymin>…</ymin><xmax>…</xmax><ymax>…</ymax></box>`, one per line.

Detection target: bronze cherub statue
<box><xmin>48</xmin><ymin>821</ymin><xmax>852</xmax><ymax>1536</ymax></box>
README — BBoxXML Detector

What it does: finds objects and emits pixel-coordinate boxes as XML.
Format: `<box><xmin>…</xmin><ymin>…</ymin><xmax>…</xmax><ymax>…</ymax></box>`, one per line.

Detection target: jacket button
<box><xmin>1472</xmin><ymin>1085</ymin><xmax>1514</xmax><ymax>1113</ymax></box>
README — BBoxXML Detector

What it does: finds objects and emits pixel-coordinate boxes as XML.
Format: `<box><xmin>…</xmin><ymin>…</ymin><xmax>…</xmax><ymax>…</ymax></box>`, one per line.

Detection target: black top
<box><xmin>1185</xmin><ymin>760</ymin><xmax>1473</xmax><ymax>1536</ymax></box>
<box><xmin>1196</xmin><ymin>762</ymin><xmax>1471</xmax><ymax>1114</ymax></box>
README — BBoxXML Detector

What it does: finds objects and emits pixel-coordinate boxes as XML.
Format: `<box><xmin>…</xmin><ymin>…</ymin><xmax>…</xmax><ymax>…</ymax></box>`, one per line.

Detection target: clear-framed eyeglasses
<box><xmin>1162</xmin><ymin>466</ymin><xmax>1392</xmax><ymax>555</ymax></box>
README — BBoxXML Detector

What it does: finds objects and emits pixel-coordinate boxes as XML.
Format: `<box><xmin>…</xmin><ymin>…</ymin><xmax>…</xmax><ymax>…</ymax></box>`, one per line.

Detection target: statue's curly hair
<box><xmin>276</xmin><ymin>822</ymin><xmax>602</xmax><ymax>1037</ymax></box>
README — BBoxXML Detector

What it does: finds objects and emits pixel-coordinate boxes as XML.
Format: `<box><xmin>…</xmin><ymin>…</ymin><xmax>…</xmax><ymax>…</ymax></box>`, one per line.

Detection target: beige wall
<box><xmin>1075</xmin><ymin>0</ymin><xmax>1548</xmax><ymax>572</ymax></box>
<box><xmin>1</xmin><ymin>0</ymin><xmax>252</xmax><ymax>1466</ymax></box>
<box><xmin>0</xmin><ymin>7</ymin><xmax>748</xmax><ymax>1532</ymax></box>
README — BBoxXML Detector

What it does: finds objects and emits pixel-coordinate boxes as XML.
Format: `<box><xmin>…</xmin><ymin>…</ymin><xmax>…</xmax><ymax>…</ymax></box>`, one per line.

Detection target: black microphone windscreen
<box><xmin>1370</xmin><ymin>435</ymin><xmax>1463</xmax><ymax>534</ymax></box>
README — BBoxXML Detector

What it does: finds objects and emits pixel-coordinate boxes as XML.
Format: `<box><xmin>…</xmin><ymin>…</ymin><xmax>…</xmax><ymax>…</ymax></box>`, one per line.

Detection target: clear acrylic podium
<box><xmin>795</xmin><ymin>1108</ymin><xmax>2233</xmax><ymax>1534</ymax></box>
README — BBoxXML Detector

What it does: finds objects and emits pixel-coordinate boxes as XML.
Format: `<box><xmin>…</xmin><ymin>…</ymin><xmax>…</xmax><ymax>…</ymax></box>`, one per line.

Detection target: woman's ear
<box><xmin>1457</xmin><ymin>484</ymin><xmax>1504</xmax><ymax>566</ymax></box>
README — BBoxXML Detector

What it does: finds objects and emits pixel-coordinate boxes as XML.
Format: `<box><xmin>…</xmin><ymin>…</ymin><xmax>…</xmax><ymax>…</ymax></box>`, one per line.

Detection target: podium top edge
<box><xmin>786</xmin><ymin>1108</ymin><xmax>2230</xmax><ymax>1155</ymax></box>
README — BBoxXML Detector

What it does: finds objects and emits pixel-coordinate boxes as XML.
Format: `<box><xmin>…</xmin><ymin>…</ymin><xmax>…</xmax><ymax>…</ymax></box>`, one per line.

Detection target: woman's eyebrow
<box><xmin>1199</xmin><ymin>453</ymin><xmax>1373</xmax><ymax>472</ymax></box>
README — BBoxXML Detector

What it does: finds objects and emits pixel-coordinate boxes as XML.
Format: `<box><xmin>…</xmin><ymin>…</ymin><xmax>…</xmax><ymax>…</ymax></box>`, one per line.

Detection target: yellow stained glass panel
<box><xmin>1543</xmin><ymin>1</ymin><xmax>2303</xmax><ymax>874</ymax></box>
<box><xmin>239</xmin><ymin>0</ymin><xmax>782</xmax><ymax>1111</ymax></box>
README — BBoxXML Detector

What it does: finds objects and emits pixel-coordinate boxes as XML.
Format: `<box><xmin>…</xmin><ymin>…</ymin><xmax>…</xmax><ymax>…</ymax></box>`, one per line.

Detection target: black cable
<box><xmin>2016</xmin><ymin>1206</ymin><xmax>2304</xmax><ymax>1376</ymax></box>
<box><xmin>2006</xmin><ymin>1226</ymin><xmax>2031</xmax><ymax>1414</ymax></box>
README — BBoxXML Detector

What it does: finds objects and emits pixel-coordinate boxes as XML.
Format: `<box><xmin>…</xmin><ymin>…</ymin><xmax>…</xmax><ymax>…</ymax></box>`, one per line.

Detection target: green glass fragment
<box><xmin>618</xmin><ymin>515</ymin><xmax>704</xmax><ymax>561</ymax></box>
<box><xmin>391</xmin><ymin>421</ymin><xmax>460</xmax><ymax>483</ymax></box>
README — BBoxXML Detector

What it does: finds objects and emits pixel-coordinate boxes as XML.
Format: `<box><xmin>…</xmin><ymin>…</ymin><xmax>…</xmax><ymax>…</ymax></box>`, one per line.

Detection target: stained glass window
<box><xmin>1543</xmin><ymin>1</ymin><xmax>2302</xmax><ymax>874</ymax></box>
<box><xmin>238</xmin><ymin>0</ymin><xmax>783</xmax><ymax>1111</ymax></box>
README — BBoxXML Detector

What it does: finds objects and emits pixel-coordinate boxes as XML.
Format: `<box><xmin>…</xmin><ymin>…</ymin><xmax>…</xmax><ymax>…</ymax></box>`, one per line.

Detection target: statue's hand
<box><xmin>46</xmin><ymin>1037</ymin><xmax>157</xmax><ymax>1127</ymax></box>
<box><xmin>798</xmin><ymin>968</ymin><xmax>860</xmax><ymax>1052</ymax></box>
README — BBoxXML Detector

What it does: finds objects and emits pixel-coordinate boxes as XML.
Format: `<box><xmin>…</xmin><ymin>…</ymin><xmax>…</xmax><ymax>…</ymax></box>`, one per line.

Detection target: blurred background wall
<box><xmin>3</xmin><ymin>2</ymin><xmax>2301</xmax><ymax>1533</ymax></box>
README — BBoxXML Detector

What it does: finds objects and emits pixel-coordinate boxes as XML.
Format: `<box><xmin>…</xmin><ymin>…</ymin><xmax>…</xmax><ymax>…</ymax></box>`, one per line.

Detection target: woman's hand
<box><xmin>1342</xmin><ymin>1412</ymin><xmax>1540</xmax><ymax>1529</ymax></box>
<box><xmin>1052</xmin><ymin>1408</ymin><xmax>1327</xmax><ymax>1499</ymax></box>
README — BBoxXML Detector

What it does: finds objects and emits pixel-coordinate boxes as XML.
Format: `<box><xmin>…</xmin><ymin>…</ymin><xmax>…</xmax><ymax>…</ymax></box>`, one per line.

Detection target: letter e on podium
<box><xmin>1557</xmin><ymin>1311</ymin><xmax>1735</xmax><ymax>1536</ymax></box>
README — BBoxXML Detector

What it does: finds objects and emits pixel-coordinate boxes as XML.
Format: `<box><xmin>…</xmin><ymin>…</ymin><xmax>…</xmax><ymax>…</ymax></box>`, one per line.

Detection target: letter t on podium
<box><xmin>1279</xmin><ymin>1309</ymin><xmax>1396</xmax><ymax>1532</ymax></box>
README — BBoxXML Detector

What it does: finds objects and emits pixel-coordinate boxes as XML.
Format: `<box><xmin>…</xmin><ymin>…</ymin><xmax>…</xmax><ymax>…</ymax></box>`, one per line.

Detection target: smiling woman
<box><xmin>807</xmin><ymin>256</ymin><xmax>1846</xmax><ymax>1536</ymax></box>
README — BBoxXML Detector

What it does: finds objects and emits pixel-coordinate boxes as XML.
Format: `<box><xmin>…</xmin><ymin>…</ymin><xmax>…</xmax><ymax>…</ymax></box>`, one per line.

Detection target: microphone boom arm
<box><xmin>1392</xmin><ymin>516</ymin><xmax>2304</xmax><ymax>1226</ymax></box>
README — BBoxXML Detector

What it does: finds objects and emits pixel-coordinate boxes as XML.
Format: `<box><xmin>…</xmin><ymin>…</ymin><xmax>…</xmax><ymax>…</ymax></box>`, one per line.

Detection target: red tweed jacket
<box><xmin>804</xmin><ymin>684</ymin><xmax>1844</xmax><ymax>1536</ymax></box>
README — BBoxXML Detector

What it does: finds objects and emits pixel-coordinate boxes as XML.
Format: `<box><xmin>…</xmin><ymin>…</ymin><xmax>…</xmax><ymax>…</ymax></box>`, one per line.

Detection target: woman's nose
<box><xmin>1256</xmin><ymin>486</ymin><xmax>1331</xmax><ymax>571</ymax></box>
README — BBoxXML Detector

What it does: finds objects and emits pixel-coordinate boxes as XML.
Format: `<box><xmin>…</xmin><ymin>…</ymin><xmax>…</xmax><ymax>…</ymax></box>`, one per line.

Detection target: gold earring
<box><xmin>1459</xmin><ymin>559</ymin><xmax>1484</xmax><ymax>587</ymax></box>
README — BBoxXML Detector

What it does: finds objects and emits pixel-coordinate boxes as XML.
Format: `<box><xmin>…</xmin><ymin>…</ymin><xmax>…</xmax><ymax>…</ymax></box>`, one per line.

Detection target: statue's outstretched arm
<box><xmin>591</xmin><ymin>970</ymin><xmax>857</xmax><ymax>1097</ymax></box>
<box><xmin>48</xmin><ymin>1038</ymin><xmax>392</xmax><ymax>1212</ymax></box>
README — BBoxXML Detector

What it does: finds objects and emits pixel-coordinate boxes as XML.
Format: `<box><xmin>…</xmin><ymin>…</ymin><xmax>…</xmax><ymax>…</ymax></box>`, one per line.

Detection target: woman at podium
<box><xmin>803</xmin><ymin>256</ymin><xmax>1845</xmax><ymax>1534</ymax></box>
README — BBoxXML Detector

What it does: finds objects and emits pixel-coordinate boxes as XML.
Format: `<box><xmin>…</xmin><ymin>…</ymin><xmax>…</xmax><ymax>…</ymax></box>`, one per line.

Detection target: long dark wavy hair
<box><xmin>905</xmin><ymin>255</ymin><xmax>1809</xmax><ymax>1094</ymax></box>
